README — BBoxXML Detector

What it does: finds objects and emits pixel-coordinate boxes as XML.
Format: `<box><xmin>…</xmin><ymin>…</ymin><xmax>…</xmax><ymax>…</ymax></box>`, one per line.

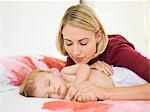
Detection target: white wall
<box><xmin>148</xmin><ymin>0</ymin><xmax>150</xmax><ymax>58</ymax></box>
<box><xmin>0</xmin><ymin>0</ymin><xmax>149</xmax><ymax>60</ymax></box>
<box><xmin>83</xmin><ymin>0</ymin><xmax>150</xmax><ymax>58</ymax></box>
<box><xmin>0</xmin><ymin>0</ymin><xmax>79</xmax><ymax>60</ymax></box>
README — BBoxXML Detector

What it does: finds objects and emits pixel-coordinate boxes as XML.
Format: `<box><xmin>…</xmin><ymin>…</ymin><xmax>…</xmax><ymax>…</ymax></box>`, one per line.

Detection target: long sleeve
<box><xmin>102</xmin><ymin>35</ymin><xmax>150</xmax><ymax>82</ymax></box>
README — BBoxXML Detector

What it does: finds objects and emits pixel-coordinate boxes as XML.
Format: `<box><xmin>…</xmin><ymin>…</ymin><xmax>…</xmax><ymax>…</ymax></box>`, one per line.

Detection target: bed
<box><xmin>0</xmin><ymin>55</ymin><xmax>150</xmax><ymax>112</ymax></box>
<box><xmin>1</xmin><ymin>87</ymin><xmax>150</xmax><ymax>112</ymax></box>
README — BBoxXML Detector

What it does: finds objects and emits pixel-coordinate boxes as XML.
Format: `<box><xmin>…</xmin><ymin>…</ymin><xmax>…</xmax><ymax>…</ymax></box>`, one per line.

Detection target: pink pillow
<box><xmin>0</xmin><ymin>55</ymin><xmax>65</xmax><ymax>86</ymax></box>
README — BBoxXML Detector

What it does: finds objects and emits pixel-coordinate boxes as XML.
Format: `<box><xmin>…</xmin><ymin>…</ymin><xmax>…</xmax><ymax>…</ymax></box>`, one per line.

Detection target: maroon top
<box><xmin>65</xmin><ymin>34</ymin><xmax>150</xmax><ymax>82</ymax></box>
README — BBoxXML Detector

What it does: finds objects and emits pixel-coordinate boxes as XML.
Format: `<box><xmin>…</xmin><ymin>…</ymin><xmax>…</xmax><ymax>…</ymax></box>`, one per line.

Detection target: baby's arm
<box><xmin>63</xmin><ymin>68</ymin><xmax>114</xmax><ymax>88</ymax></box>
<box><xmin>62</xmin><ymin>64</ymin><xmax>90</xmax><ymax>100</ymax></box>
<box><xmin>61</xmin><ymin>64</ymin><xmax>80</xmax><ymax>76</ymax></box>
<box><xmin>61</xmin><ymin>64</ymin><xmax>90</xmax><ymax>84</ymax></box>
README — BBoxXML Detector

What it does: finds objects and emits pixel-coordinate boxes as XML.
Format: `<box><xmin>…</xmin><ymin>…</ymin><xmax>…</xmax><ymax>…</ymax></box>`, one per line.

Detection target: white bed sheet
<box><xmin>1</xmin><ymin>86</ymin><xmax>150</xmax><ymax>112</ymax></box>
<box><xmin>0</xmin><ymin>86</ymin><xmax>57</xmax><ymax>112</ymax></box>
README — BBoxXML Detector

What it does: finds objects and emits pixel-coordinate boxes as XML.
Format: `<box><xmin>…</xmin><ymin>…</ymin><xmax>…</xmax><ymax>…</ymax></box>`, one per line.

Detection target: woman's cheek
<box><xmin>65</xmin><ymin>47</ymin><xmax>72</xmax><ymax>54</ymax></box>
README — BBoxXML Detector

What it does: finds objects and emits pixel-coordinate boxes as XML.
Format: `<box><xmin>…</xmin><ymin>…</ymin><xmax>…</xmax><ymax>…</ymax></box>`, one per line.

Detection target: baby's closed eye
<box><xmin>48</xmin><ymin>80</ymin><xmax>51</xmax><ymax>86</ymax></box>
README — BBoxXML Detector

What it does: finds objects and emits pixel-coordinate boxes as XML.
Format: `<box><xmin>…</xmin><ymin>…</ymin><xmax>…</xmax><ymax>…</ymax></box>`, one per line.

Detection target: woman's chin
<box><xmin>73</xmin><ymin>59</ymin><xmax>88</xmax><ymax>64</ymax></box>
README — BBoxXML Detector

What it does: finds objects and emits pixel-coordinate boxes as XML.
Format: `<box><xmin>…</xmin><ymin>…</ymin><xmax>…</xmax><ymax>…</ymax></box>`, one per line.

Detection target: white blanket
<box><xmin>0</xmin><ymin>87</ymin><xmax>56</xmax><ymax>112</ymax></box>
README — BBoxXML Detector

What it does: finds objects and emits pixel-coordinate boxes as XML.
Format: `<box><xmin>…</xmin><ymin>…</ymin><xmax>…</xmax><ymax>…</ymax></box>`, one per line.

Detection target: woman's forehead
<box><xmin>62</xmin><ymin>24</ymin><xmax>95</xmax><ymax>40</ymax></box>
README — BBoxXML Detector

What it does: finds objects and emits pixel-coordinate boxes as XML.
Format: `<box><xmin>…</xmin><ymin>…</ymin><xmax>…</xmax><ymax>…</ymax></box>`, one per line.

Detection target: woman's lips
<box><xmin>74</xmin><ymin>57</ymin><xmax>84</xmax><ymax>62</ymax></box>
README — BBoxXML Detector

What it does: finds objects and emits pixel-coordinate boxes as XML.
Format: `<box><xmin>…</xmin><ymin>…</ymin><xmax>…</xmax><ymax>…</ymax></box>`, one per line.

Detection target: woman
<box><xmin>56</xmin><ymin>4</ymin><xmax>150</xmax><ymax>101</ymax></box>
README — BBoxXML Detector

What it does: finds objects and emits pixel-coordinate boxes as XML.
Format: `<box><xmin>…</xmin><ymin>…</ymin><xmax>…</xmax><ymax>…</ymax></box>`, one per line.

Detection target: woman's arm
<box><xmin>108</xmin><ymin>40</ymin><xmax>150</xmax><ymax>82</ymax></box>
<box><xmin>74</xmin><ymin>82</ymin><xmax>150</xmax><ymax>101</ymax></box>
<box><xmin>94</xmin><ymin>83</ymin><xmax>150</xmax><ymax>100</ymax></box>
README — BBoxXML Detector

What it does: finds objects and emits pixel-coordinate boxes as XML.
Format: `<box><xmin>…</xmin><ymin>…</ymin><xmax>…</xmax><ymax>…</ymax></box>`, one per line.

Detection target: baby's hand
<box><xmin>65</xmin><ymin>83</ymin><xmax>78</xmax><ymax>101</ymax></box>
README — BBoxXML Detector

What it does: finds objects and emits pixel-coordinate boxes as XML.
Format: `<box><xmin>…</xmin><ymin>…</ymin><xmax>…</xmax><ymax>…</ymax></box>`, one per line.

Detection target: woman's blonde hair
<box><xmin>56</xmin><ymin>4</ymin><xmax>108</xmax><ymax>56</ymax></box>
<box><xmin>19</xmin><ymin>70</ymin><xmax>50</xmax><ymax>97</ymax></box>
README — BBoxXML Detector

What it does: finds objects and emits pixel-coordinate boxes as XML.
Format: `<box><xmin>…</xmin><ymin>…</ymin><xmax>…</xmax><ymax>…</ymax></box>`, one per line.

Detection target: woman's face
<box><xmin>62</xmin><ymin>24</ymin><xmax>98</xmax><ymax>64</ymax></box>
<box><xmin>33</xmin><ymin>72</ymin><xmax>67</xmax><ymax>99</ymax></box>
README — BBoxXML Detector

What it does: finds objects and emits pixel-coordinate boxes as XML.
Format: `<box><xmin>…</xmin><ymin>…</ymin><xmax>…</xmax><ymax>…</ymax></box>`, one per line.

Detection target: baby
<box><xmin>20</xmin><ymin>64</ymin><xmax>147</xmax><ymax>99</ymax></box>
<box><xmin>20</xmin><ymin>64</ymin><xmax>113</xmax><ymax>99</ymax></box>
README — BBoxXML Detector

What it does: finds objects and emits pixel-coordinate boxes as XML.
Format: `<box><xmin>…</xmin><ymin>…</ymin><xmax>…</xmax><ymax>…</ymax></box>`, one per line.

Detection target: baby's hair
<box><xmin>19</xmin><ymin>70</ymin><xmax>52</xmax><ymax>97</ymax></box>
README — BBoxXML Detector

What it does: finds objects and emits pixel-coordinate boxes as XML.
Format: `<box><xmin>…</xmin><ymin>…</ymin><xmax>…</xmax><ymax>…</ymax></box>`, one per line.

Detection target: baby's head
<box><xmin>19</xmin><ymin>70</ymin><xmax>68</xmax><ymax>99</ymax></box>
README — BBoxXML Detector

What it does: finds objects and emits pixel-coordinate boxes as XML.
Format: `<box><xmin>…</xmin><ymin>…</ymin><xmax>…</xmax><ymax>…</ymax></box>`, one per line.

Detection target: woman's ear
<box><xmin>95</xmin><ymin>30</ymin><xmax>102</xmax><ymax>43</ymax></box>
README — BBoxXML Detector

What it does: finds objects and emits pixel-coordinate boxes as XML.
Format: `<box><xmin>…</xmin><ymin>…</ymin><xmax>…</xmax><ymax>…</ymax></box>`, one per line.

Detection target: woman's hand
<box><xmin>65</xmin><ymin>83</ymin><xmax>78</xmax><ymax>100</ymax></box>
<box><xmin>65</xmin><ymin>81</ymin><xmax>108</xmax><ymax>102</ymax></box>
<box><xmin>72</xmin><ymin>81</ymin><xmax>98</xmax><ymax>102</ymax></box>
<box><xmin>90</xmin><ymin>61</ymin><xmax>113</xmax><ymax>76</ymax></box>
<box><xmin>65</xmin><ymin>82</ymin><xmax>98</xmax><ymax>102</ymax></box>
<box><xmin>74</xmin><ymin>91</ymin><xmax>97</xmax><ymax>102</ymax></box>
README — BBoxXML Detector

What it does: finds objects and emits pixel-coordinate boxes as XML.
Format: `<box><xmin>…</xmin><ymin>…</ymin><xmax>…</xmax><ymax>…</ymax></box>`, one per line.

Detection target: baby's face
<box><xmin>33</xmin><ymin>72</ymin><xmax>67</xmax><ymax>99</ymax></box>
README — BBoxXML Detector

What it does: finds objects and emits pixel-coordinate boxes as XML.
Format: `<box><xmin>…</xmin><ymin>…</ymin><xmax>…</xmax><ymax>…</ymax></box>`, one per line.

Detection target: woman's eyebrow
<box><xmin>79</xmin><ymin>38</ymin><xmax>89</xmax><ymax>41</ymax></box>
<box><xmin>64</xmin><ymin>38</ymin><xmax>89</xmax><ymax>41</ymax></box>
<box><xmin>64</xmin><ymin>39</ymin><xmax>72</xmax><ymax>42</ymax></box>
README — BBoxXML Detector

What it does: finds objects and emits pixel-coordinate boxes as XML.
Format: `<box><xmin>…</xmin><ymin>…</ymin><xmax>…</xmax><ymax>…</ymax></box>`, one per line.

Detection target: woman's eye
<box><xmin>80</xmin><ymin>42</ymin><xmax>87</xmax><ymax>45</ymax></box>
<box><xmin>47</xmin><ymin>94</ymin><xmax>50</xmax><ymax>98</ymax></box>
<box><xmin>48</xmin><ymin>80</ymin><xmax>51</xmax><ymax>86</ymax></box>
<box><xmin>65</xmin><ymin>43</ymin><xmax>72</xmax><ymax>46</ymax></box>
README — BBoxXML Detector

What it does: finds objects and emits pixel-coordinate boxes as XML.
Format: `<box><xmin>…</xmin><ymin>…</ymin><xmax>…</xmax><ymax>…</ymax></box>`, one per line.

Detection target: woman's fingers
<box><xmin>73</xmin><ymin>92</ymin><xmax>80</xmax><ymax>101</ymax></box>
<box><xmin>77</xmin><ymin>96</ymin><xmax>83</xmax><ymax>102</ymax></box>
<box><xmin>90</xmin><ymin>95</ymin><xmax>97</xmax><ymax>102</ymax></box>
<box><xmin>74</xmin><ymin>91</ymin><xmax>97</xmax><ymax>102</ymax></box>
<box><xmin>65</xmin><ymin>85</ymin><xmax>78</xmax><ymax>100</ymax></box>
<box><xmin>101</xmin><ymin>61</ymin><xmax>113</xmax><ymax>75</ymax></box>
<box><xmin>64</xmin><ymin>92</ymin><xmax>70</xmax><ymax>100</ymax></box>
<box><xmin>65</xmin><ymin>82</ymin><xmax>98</xmax><ymax>102</ymax></box>
<box><xmin>72</xmin><ymin>82</ymin><xmax>98</xmax><ymax>102</ymax></box>
<box><xmin>96</xmin><ymin>61</ymin><xmax>112</xmax><ymax>75</ymax></box>
<box><xmin>91</xmin><ymin>61</ymin><xmax>113</xmax><ymax>76</ymax></box>
<box><xmin>69</xmin><ymin>87</ymin><xmax>78</xmax><ymax>100</ymax></box>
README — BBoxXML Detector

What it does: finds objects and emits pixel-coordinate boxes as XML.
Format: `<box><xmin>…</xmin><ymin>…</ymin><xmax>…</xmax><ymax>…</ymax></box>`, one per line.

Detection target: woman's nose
<box><xmin>72</xmin><ymin>45</ymin><xmax>80</xmax><ymax>56</ymax></box>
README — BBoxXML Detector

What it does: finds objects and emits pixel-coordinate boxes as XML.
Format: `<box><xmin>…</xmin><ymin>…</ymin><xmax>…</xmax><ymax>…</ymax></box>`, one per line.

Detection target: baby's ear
<box><xmin>95</xmin><ymin>30</ymin><xmax>102</xmax><ymax>43</ymax></box>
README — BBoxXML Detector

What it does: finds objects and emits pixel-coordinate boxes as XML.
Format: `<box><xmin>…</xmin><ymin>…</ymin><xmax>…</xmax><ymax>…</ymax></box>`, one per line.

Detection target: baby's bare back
<box><xmin>88</xmin><ymin>69</ymin><xmax>114</xmax><ymax>88</ymax></box>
